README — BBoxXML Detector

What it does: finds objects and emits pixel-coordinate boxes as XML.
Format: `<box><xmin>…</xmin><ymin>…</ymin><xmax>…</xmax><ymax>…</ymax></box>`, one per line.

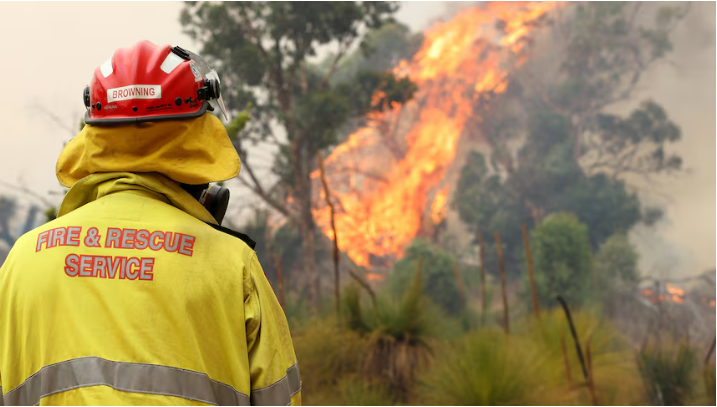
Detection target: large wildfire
<box><xmin>312</xmin><ymin>2</ymin><xmax>558</xmax><ymax>269</ymax></box>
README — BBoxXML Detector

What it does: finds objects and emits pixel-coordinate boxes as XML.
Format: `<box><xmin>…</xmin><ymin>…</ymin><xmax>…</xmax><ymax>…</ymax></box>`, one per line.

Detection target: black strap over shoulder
<box><xmin>205</xmin><ymin>222</ymin><xmax>257</xmax><ymax>250</ymax></box>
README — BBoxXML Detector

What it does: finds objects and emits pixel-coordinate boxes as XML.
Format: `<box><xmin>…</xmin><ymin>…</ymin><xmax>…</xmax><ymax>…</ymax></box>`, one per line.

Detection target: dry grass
<box><xmin>518</xmin><ymin>308</ymin><xmax>646</xmax><ymax>405</ymax></box>
<box><xmin>337</xmin><ymin>375</ymin><xmax>397</xmax><ymax>406</ymax></box>
<box><xmin>416</xmin><ymin>327</ymin><xmax>570</xmax><ymax>405</ymax></box>
<box><xmin>291</xmin><ymin>316</ymin><xmax>371</xmax><ymax>405</ymax></box>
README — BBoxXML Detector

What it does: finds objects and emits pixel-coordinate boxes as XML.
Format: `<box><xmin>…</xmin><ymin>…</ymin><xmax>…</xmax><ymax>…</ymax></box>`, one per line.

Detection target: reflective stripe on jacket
<box><xmin>0</xmin><ymin>177</ymin><xmax>300</xmax><ymax>405</ymax></box>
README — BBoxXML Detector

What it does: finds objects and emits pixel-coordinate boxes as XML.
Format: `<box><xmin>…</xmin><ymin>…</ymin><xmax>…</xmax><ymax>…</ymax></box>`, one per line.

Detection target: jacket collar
<box><xmin>57</xmin><ymin>172</ymin><xmax>218</xmax><ymax>225</ymax></box>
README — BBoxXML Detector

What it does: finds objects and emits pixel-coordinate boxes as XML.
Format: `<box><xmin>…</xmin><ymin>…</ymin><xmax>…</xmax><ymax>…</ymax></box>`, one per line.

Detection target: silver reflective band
<box><xmin>1</xmin><ymin>357</ymin><xmax>249</xmax><ymax>406</ymax></box>
<box><xmin>1</xmin><ymin>386</ymin><xmax>4</xmax><ymax>406</ymax></box>
<box><xmin>250</xmin><ymin>363</ymin><xmax>301</xmax><ymax>406</ymax></box>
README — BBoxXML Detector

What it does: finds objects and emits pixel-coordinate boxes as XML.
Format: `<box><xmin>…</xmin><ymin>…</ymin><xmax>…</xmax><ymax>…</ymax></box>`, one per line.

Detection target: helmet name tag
<box><xmin>107</xmin><ymin>85</ymin><xmax>162</xmax><ymax>102</ymax></box>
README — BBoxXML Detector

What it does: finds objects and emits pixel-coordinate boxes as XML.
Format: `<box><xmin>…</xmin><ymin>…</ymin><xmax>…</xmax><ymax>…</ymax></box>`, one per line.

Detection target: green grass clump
<box><xmin>704</xmin><ymin>363</ymin><xmax>716</xmax><ymax>406</ymax></box>
<box><xmin>638</xmin><ymin>339</ymin><xmax>699</xmax><ymax>406</ymax></box>
<box><xmin>342</xmin><ymin>262</ymin><xmax>461</xmax><ymax>401</ymax></box>
<box><xmin>338</xmin><ymin>376</ymin><xmax>398</xmax><ymax>406</ymax></box>
<box><xmin>416</xmin><ymin>327</ymin><xmax>561</xmax><ymax>405</ymax></box>
<box><xmin>517</xmin><ymin>308</ymin><xmax>645</xmax><ymax>405</ymax></box>
<box><xmin>291</xmin><ymin>316</ymin><xmax>371</xmax><ymax>405</ymax></box>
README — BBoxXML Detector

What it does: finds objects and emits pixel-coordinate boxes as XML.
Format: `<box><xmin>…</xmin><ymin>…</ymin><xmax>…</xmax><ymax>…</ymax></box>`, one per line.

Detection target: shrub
<box><xmin>390</xmin><ymin>239</ymin><xmax>465</xmax><ymax>316</ymax></box>
<box><xmin>338</xmin><ymin>376</ymin><xmax>397</xmax><ymax>406</ymax></box>
<box><xmin>518</xmin><ymin>308</ymin><xmax>645</xmax><ymax>405</ymax></box>
<box><xmin>638</xmin><ymin>339</ymin><xmax>699</xmax><ymax>406</ymax></box>
<box><xmin>417</xmin><ymin>328</ymin><xmax>561</xmax><ymax>405</ymax></box>
<box><xmin>343</xmin><ymin>262</ymin><xmax>459</xmax><ymax>401</ymax></box>
<box><xmin>291</xmin><ymin>317</ymin><xmax>370</xmax><ymax>405</ymax></box>
<box><xmin>595</xmin><ymin>233</ymin><xmax>639</xmax><ymax>294</ymax></box>
<box><xmin>531</xmin><ymin>213</ymin><xmax>594</xmax><ymax>307</ymax></box>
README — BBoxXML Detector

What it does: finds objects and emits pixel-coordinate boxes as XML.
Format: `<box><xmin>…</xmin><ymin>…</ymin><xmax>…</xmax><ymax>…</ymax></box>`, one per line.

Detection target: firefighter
<box><xmin>0</xmin><ymin>41</ymin><xmax>300</xmax><ymax>406</ymax></box>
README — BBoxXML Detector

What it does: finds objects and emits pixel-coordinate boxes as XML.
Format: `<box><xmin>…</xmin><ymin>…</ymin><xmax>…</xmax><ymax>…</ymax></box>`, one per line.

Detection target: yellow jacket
<box><xmin>0</xmin><ymin>170</ymin><xmax>301</xmax><ymax>405</ymax></box>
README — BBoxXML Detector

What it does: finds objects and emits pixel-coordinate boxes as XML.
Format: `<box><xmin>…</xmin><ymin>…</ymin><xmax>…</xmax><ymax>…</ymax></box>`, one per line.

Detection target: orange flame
<box><xmin>366</xmin><ymin>272</ymin><xmax>385</xmax><ymax>282</ymax></box>
<box><xmin>666</xmin><ymin>284</ymin><xmax>685</xmax><ymax>304</ymax></box>
<box><xmin>430</xmin><ymin>186</ymin><xmax>450</xmax><ymax>225</ymax></box>
<box><xmin>313</xmin><ymin>2</ymin><xmax>557</xmax><ymax>268</ymax></box>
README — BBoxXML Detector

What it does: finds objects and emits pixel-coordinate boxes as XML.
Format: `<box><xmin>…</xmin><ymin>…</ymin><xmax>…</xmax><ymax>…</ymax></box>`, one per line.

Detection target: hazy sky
<box><xmin>0</xmin><ymin>2</ymin><xmax>713</xmax><ymax>274</ymax></box>
<box><xmin>0</xmin><ymin>1</ymin><xmax>444</xmax><ymax>206</ymax></box>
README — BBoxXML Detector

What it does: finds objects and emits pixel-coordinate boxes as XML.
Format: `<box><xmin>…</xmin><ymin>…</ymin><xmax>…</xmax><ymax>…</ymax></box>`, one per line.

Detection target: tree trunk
<box><xmin>300</xmin><ymin>199</ymin><xmax>319</xmax><ymax>309</ymax></box>
<box><xmin>293</xmin><ymin>138</ymin><xmax>320</xmax><ymax>309</ymax></box>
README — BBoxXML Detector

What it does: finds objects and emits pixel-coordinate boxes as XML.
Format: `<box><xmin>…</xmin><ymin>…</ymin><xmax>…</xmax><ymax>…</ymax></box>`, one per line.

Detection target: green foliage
<box><xmin>370</xmin><ymin>285</ymin><xmax>438</xmax><ymax>344</ymax></box>
<box><xmin>342</xmin><ymin>265</ymin><xmax>451</xmax><ymax>401</ymax></box>
<box><xmin>558</xmin><ymin>2</ymin><xmax>686</xmax><ymax>112</ymax></box>
<box><xmin>224</xmin><ymin>104</ymin><xmax>252</xmax><ymax>141</ymax></box>
<box><xmin>344</xmin><ymin>276</ymin><xmax>453</xmax><ymax>344</ymax></box>
<box><xmin>531</xmin><ymin>213</ymin><xmax>593</xmax><ymax>307</ymax></box>
<box><xmin>638</xmin><ymin>340</ymin><xmax>700</xmax><ymax>406</ymax></box>
<box><xmin>337</xmin><ymin>377</ymin><xmax>397</xmax><ymax>406</ymax></box>
<box><xmin>331</xmin><ymin>22</ymin><xmax>423</xmax><ymax>85</ymax></box>
<box><xmin>595</xmin><ymin>233</ymin><xmax>639</xmax><ymax>296</ymax></box>
<box><xmin>588</xmin><ymin>100</ymin><xmax>683</xmax><ymax>175</ymax></box>
<box><xmin>453</xmin><ymin>4</ymin><xmax>686</xmax><ymax>284</ymax></box>
<box><xmin>557</xmin><ymin>173</ymin><xmax>641</xmax><ymax>247</ymax></box>
<box><xmin>44</xmin><ymin>207</ymin><xmax>57</xmax><ymax>223</ymax></box>
<box><xmin>453</xmin><ymin>151</ymin><xmax>512</xmax><ymax>229</ymax></box>
<box><xmin>390</xmin><ymin>239</ymin><xmax>466</xmax><ymax>316</ymax></box>
<box><xmin>291</xmin><ymin>316</ymin><xmax>371</xmax><ymax>405</ymax></box>
<box><xmin>453</xmin><ymin>109</ymin><xmax>643</xmax><ymax>279</ymax></box>
<box><xmin>705</xmin><ymin>363</ymin><xmax>716</xmax><ymax>406</ymax></box>
<box><xmin>547</xmin><ymin>2</ymin><xmax>687</xmax><ymax>176</ymax></box>
<box><xmin>417</xmin><ymin>328</ymin><xmax>551</xmax><ymax>405</ymax></box>
<box><xmin>418</xmin><ymin>308</ymin><xmax>646</xmax><ymax>406</ymax></box>
<box><xmin>346</xmin><ymin>71</ymin><xmax>418</xmax><ymax>116</ymax></box>
<box><xmin>516</xmin><ymin>308</ymin><xmax>645</xmax><ymax>405</ymax></box>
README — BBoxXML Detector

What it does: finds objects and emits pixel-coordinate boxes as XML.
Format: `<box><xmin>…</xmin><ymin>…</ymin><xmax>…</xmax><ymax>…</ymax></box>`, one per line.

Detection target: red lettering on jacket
<box><xmin>64</xmin><ymin>254</ymin><xmax>154</xmax><ymax>281</ymax></box>
<box><xmin>37</xmin><ymin>227</ymin><xmax>84</xmax><ymax>252</ymax></box>
<box><xmin>65</xmin><ymin>254</ymin><xmax>80</xmax><ymax>276</ymax></box>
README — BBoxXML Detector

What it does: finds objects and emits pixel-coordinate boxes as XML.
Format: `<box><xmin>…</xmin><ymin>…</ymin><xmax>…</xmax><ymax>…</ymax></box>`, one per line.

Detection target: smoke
<box><xmin>437</xmin><ymin>2</ymin><xmax>715</xmax><ymax>277</ymax></box>
<box><xmin>618</xmin><ymin>2</ymin><xmax>716</xmax><ymax>277</ymax></box>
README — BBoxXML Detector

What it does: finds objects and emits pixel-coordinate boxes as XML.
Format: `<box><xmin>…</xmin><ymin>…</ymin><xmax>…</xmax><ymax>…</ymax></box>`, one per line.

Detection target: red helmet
<box><xmin>83</xmin><ymin>40</ymin><xmax>227</xmax><ymax>125</ymax></box>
